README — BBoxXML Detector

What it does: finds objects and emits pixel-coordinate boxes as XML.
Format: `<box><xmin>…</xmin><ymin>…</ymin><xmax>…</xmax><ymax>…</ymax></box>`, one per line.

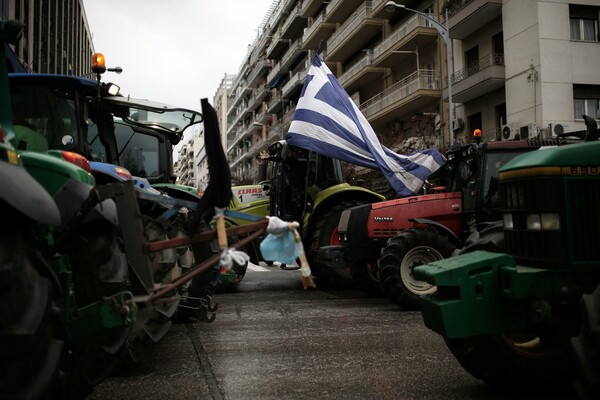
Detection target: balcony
<box><xmin>250</xmin><ymin>29</ymin><xmax>271</xmax><ymax>64</ymax></box>
<box><xmin>266</xmin><ymin>29</ymin><xmax>291</xmax><ymax>60</ymax></box>
<box><xmin>280</xmin><ymin>38</ymin><xmax>306</xmax><ymax>73</ymax></box>
<box><xmin>325</xmin><ymin>0</ymin><xmax>364</xmax><ymax>23</ymax></box>
<box><xmin>281</xmin><ymin>71</ymin><xmax>306</xmax><ymax>99</ymax></box>
<box><xmin>227</xmin><ymin>122</ymin><xmax>256</xmax><ymax>153</ymax></box>
<box><xmin>266</xmin><ymin>61</ymin><xmax>282</xmax><ymax>88</ymax></box>
<box><xmin>248</xmin><ymin>84</ymin><xmax>270</xmax><ymax>113</ymax></box>
<box><xmin>372</xmin><ymin>14</ymin><xmax>438</xmax><ymax>67</ymax></box>
<box><xmin>281</xmin><ymin>2</ymin><xmax>308</xmax><ymax>39</ymax></box>
<box><xmin>446</xmin><ymin>0</ymin><xmax>503</xmax><ymax>40</ymax></box>
<box><xmin>326</xmin><ymin>2</ymin><xmax>383</xmax><ymax>62</ymax></box>
<box><xmin>337</xmin><ymin>51</ymin><xmax>386</xmax><ymax>94</ymax></box>
<box><xmin>247</xmin><ymin>59</ymin><xmax>272</xmax><ymax>88</ymax></box>
<box><xmin>447</xmin><ymin>53</ymin><xmax>505</xmax><ymax>103</ymax></box>
<box><xmin>302</xmin><ymin>10</ymin><xmax>336</xmax><ymax>51</ymax></box>
<box><xmin>227</xmin><ymin>80</ymin><xmax>251</xmax><ymax>113</ymax></box>
<box><xmin>360</xmin><ymin>69</ymin><xmax>441</xmax><ymax>125</ymax></box>
<box><xmin>301</xmin><ymin>0</ymin><xmax>324</xmax><ymax>18</ymax></box>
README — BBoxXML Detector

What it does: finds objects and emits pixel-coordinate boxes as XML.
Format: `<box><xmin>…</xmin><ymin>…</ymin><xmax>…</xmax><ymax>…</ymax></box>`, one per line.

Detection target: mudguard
<box><xmin>53</xmin><ymin>179</ymin><xmax>119</xmax><ymax>227</ymax></box>
<box><xmin>0</xmin><ymin>152</ymin><xmax>61</xmax><ymax>226</ymax></box>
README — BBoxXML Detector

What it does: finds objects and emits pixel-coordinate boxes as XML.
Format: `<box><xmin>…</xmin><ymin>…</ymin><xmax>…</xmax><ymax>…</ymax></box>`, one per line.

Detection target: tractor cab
<box><xmin>7</xmin><ymin>73</ymin><xmax>202</xmax><ymax>186</ymax></box>
<box><xmin>267</xmin><ymin>141</ymin><xmax>345</xmax><ymax>224</ymax></box>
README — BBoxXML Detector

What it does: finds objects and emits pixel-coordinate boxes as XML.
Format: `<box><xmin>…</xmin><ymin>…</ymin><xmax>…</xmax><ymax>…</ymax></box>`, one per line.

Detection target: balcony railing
<box><xmin>338</xmin><ymin>51</ymin><xmax>373</xmax><ymax>86</ymax></box>
<box><xmin>281</xmin><ymin>2</ymin><xmax>303</xmax><ymax>35</ymax></box>
<box><xmin>445</xmin><ymin>0</ymin><xmax>475</xmax><ymax>18</ymax></box>
<box><xmin>281</xmin><ymin>71</ymin><xmax>305</xmax><ymax>97</ymax></box>
<box><xmin>303</xmin><ymin>10</ymin><xmax>327</xmax><ymax>42</ymax></box>
<box><xmin>451</xmin><ymin>53</ymin><xmax>504</xmax><ymax>84</ymax></box>
<box><xmin>327</xmin><ymin>2</ymin><xmax>372</xmax><ymax>54</ymax></box>
<box><xmin>373</xmin><ymin>14</ymin><xmax>433</xmax><ymax>61</ymax></box>
<box><xmin>360</xmin><ymin>69</ymin><xmax>440</xmax><ymax>116</ymax></box>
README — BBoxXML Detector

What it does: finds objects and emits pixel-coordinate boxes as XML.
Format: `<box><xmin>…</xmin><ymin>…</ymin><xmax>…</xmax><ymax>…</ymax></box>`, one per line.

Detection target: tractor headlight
<box><xmin>541</xmin><ymin>213</ymin><xmax>560</xmax><ymax>230</ymax></box>
<box><xmin>503</xmin><ymin>213</ymin><xmax>513</xmax><ymax>229</ymax></box>
<box><xmin>526</xmin><ymin>214</ymin><xmax>541</xmax><ymax>230</ymax></box>
<box><xmin>526</xmin><ymin>213</ymin><xmax>560</xmax><ymax>230</ymax></box>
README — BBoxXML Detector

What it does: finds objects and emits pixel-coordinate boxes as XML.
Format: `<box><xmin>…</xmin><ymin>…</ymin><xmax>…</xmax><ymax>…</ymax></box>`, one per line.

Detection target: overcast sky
<box><xmin>82</xmin><ymin>0</ymin><xmax>275</xmax><ymax>113</ymax></box>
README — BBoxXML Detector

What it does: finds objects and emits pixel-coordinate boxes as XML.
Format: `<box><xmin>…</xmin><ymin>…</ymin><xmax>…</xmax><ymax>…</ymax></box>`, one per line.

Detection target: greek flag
<box><xmin>287</xmin><ymin>54</ymin><xmax>446</xmax><ymax>197</ymax></box>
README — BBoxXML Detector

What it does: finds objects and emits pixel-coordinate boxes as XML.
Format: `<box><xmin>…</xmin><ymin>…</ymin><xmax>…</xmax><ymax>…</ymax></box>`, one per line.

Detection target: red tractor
<box><xmin>323</xmin><ymin>134</ymin><xmax>578</xmax><ymax>309</ymax></box>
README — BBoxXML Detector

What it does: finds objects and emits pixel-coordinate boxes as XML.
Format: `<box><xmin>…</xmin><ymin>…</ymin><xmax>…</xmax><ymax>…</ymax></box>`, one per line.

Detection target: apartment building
<box><xmin>224</xmin><ymin>0</ymin><xmax>600</xmax><ymax>183</ymax></box>
<box><xmin>175</xmin><ymin>130</ymin><xmax>205</xmax><ymax>188</ymax></box>
<box><xmin>1</xmin><ymin>0</ymin><xmax>94</xmax><ymax>76</ymax></box>
<box><xmin>226</xmin><ymin>0</ymin><xmax>455</xmax><ymax>183</ymax></box>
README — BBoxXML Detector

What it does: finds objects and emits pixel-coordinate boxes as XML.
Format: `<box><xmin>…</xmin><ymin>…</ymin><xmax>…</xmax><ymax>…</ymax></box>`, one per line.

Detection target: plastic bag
<box><xmin>259</xmin><ymin>230</ymin><xmax>298</xmax><ymax>265</ymax></box>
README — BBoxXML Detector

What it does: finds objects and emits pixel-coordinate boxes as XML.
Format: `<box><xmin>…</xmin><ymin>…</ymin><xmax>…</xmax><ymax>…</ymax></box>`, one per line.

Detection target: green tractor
<box><xmin>414</xmin><ymin>115</ymin><xmax>600</xmax><ymax>396</ymax></box>
<box><xmin>1</xmin><ymin>22</ymin><xmax>225</xmax><ymax>397</ymax></box>
<box><xmin>263</xmin><ymin>140</ymin><xmax>385</xmax><ymax>286</ymax></box>
<box><xmin>1</xmin><ymin>20</ymin><xmax>143</xmax><ymax>397</ymax></box>
<box><xmin>0</xmin><ymin>24</ymin><xmax>66</xmax><ymax>396</ymax></box>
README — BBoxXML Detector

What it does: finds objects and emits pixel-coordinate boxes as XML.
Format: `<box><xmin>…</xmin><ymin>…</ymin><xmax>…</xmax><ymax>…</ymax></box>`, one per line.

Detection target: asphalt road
<box><xmin>89</xmin><ymin>263</ymin><xmax>578</xmax><ymax>400</ymax></box>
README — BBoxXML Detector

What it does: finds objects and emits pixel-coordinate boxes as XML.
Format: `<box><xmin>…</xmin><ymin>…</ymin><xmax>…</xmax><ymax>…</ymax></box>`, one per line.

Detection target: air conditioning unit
<box><xmin>548</xmin><ymin>123</ymin><xmax>570</xmax><ymax>137</ymax></box>
<box><xmin>501</xmin><ymin>123</ymin><xmax>519</xmax><ymax>140</ymax></box>
<box><xmin>454</xmin><ymin>118</ymin><xmax>465</xmax><ymax>131</ymax></box>
<box><xmin>526</xmin><ymin>123</ymin><xmax>538</xmax><ymax>138</ymax></box>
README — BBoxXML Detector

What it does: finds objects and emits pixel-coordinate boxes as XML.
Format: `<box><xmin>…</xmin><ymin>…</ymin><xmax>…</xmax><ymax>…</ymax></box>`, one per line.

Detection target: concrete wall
<box><xmin>504</xmin><ymin>0</ymin><xmax>600</xmax><ymax>135</ymax></box>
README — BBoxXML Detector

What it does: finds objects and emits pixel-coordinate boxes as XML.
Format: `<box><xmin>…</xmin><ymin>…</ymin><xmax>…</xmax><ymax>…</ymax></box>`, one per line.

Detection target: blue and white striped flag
<box><xmin>287</xmin><ymin>54</ymin><xmax>446</xmax><ymax>197</ymax></box>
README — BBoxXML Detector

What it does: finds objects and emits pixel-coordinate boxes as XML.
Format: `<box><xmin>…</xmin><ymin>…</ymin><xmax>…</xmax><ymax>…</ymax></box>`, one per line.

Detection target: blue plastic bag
<box><xmin>259</xmin><ymin>231</ymin><xmax>298</xmax><ymax>265</ymax></box>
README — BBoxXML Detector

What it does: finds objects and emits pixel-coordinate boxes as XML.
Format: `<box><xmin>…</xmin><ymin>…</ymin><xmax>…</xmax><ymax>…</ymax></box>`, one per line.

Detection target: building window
<box><xmin>573</xmin><ymin>85</ymin><xmax>600</xmax><ymax>120</ymax></box>
<box><xmin>570</xmin><ymin>5</ymin><xmax>599</xmax><ymax>42</ymax></box>
<box><xmin>574</xmin><ymin>98</ymin><xmax>599</xmax><ymax>120</ymax></box>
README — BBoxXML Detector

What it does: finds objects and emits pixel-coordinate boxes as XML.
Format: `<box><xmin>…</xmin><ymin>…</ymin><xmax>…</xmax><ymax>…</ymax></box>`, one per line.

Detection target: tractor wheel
<box><xmin>120</xmin><ymin>218</ymin><xmax>183</xmax><ymax>364</ymax></box>
<box><xmin>458</xmin><ymin>221</ymin><xmax>504</xmax><ymax>254</ymax></box>
<box><xmin>173</xmin><ymin>220</ymin><xmax>220</xmax><ymax>323</ymax></box>
<box><xmin>0</xmin><ymin>219</ymin><xmax>67</xmax><ymax>400</ymax></box>
<box><xmin>444</xmin><ymin>222</ymin><xmax>577</xmax><ymax>394</ymax></box>
<box><xmin>572</xmin><ymin>281</ymin><xmax>600</xmax><ymax>399</ymax></box>
<box><xmin>378</xmin><ymin>229</ymin><xmax>455</xmax><ymax>310</ymax></box>
<box><xmin>349</xmin><ymin>261</ymin><xmax>383</xmax><ymax>297</ymax></box>
<box><xmin>308</xmin><ymin>200</ymin><xmax>366</xmax><ymax>289</ymax></box>
<box><xmin>67</xmin><ymin>220</ymin><xmax>132</xmax><ymax>396</ymax></box>
<box><xmin>444</xmin><ymin>326</ymin><xmax>577</xmax><ymax>394</ymax></box>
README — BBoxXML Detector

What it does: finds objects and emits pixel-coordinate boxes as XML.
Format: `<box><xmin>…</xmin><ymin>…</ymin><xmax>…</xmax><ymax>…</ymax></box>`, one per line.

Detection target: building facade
<box><xmin>1</xmin><ymin>0</ymin><xmax>94</xmax><ymax>76</ymax></box>
<box><xmin>224</xmin><ymin>0</ymin><xmax>600</xmax><ymax>183</ymax></box>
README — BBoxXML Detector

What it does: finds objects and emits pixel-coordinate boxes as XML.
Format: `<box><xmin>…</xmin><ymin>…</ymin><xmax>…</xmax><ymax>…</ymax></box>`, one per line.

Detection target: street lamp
<box><xmin>385</xmin><ymin>1</ymin><xmax>454</xmax><ymax>146</ymax></box>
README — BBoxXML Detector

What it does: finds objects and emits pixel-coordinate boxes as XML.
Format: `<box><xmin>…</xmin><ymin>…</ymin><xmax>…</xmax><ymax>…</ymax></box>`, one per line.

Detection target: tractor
<box><xmin>324</xmin><ymin>132</ymin><xmax>580</xmax><ymax>308</ymax></box>
<box><xmin>414</xmin><ymin>115</ymin><xmax>600</xmax><ymax>397</ymax></box>
<box><xmin>262</xmin><ymin>140</ymin><xmax>385</xmax><ymax>287</ymax></box>
<box><xmin>1</xmin><ymin>21</ymin><xmax>228</xmax><ymax>397</ymax></box>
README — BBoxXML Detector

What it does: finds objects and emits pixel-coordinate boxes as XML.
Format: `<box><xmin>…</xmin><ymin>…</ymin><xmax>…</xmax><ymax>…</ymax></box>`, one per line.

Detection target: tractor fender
<box><xmin>153</xmin><ymin>183</ymin><xmax>202</xmax><ymax>202</ymax></box>
<box><xmin>53</xmin><ymin>178</ymin><xmax>119</xmax><ymax>227</ymax></box>
<box><xmin>304</xmin><ymin>185</ymin><xmax>384</xmax><ymax>239</ymax></box>
<box><xmin>409</xmin><ymin>217</ymin><xmax>462</xmax><ymax>248</ymax></box>
<box><xmin>0</xmin><ymin>156</ymin><xmax>61</xmax><ymax>226</ymax></box>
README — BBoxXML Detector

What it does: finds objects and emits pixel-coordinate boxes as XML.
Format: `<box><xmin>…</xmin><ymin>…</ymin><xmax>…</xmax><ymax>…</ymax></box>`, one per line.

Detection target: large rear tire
<box><xmin>572</xmin><ymin>281</ymin><xmax>600</xmax><ymax>399</ymax></box>
<box><xmin>0</xmin><ymin>215</ymin><xmax>67</xmax><ymax>399</ymax></box>
<box><xmin>378</xmin><ymin>229</ymin><xmax>455</xmax><ymax>310</ymax></box>
<box><xmin>445</xmin><ymin>326</ymin><xmax>577</xmax><ymax>394</ymax></box>
<box><xmin>444</xmin><ymin>222</ymin><xmax>578</xmax><ymax>394</ymax></box>
<box><xmin>308</xmin><ymin>200</ymin><xmax>366</xmax><ymax>289</ymax></box>
<box><xmin>66</xmin><ymin>220</ymin><xmax>131</xmax><ymax>396</ymax></box>
<box><xmin>119</xmin><ymin>218</ymin><xmax>183</xmax><ymax>364</ymax></box>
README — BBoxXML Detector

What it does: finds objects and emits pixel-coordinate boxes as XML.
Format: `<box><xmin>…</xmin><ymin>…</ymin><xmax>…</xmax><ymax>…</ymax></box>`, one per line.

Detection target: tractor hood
<box><xmin>102</xmin><ymin>97</ymin><xmax>202</xmax><ymax>145</ymax></box>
